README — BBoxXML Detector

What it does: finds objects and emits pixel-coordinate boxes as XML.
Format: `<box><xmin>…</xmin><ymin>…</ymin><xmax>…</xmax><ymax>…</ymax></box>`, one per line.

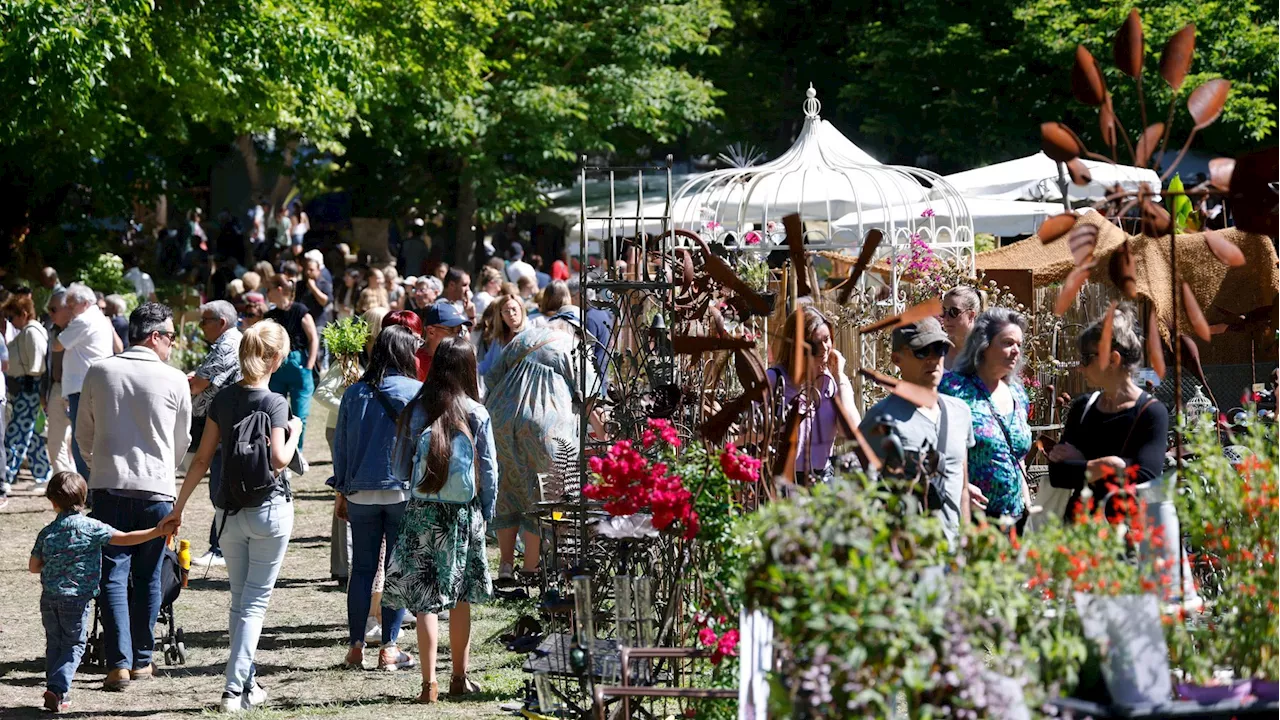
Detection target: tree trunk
<box><xmin>454</xmin><ymin>161</ymin><xmax>478</xmax><ymax>272</ymax></box>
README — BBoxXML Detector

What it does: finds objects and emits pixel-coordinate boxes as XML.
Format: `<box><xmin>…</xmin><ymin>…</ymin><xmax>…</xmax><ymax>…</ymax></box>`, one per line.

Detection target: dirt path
<box><xmin>0</xmin><ymin>405</ymin><xmax>524</xmax><ymax>718</ymax></box>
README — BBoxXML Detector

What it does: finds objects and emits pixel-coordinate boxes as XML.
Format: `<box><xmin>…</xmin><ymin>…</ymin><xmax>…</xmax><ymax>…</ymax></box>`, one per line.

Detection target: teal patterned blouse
<box><xmin>939</xmin><ymin>372</ymin><xmax>1032</xmax><ymax>518</ymax></box>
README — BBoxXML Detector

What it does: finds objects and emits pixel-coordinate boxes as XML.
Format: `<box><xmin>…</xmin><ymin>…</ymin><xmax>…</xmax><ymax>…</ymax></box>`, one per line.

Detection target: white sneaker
<box><xmin>219</xmin><ymin>692</ymin><xmax>244</xmax><ymax>713</ymax></box>
<box><xmin>192</xmin><ymin>551</ymin><xmax>226</xmax><ymax>568</ymax></box>
<box><xmin>242</xmin><ymin>681</ymin><xmax>268</xmax><ymax>709</ymax></box>
<box><xmin>364</xmin><ymin>617</ymin><xmax>382</xmax><ymax>644</ymax></box>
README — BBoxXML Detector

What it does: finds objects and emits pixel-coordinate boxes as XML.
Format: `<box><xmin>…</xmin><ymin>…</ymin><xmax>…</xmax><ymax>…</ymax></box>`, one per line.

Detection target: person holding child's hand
<box><xmin>29</xmin><ymin>471</ymin><xmax>173</xmax><ymax>713</ymax></box>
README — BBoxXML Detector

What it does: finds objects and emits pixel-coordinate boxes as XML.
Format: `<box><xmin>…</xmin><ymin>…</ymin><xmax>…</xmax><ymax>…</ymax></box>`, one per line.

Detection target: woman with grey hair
<box><xmin>103</xmin><ymin>294</ymin><xmax>130</xmax><ymax>350</ymax></box>
<box><xmin>940</xmin><ymin>307</ymin><xmax>1033</xmax><ymax>531</ymax></box>
<box><xmin>940</xmin><ymin>286</ymin><xmax>981</xmax><ymax>371</ymax></box>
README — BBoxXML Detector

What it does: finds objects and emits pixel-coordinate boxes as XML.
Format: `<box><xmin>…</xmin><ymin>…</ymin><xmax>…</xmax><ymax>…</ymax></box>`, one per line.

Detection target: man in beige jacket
<box><xmin>77</xmin><ymin>302</ymin><xmax>191</xmax><ymax>691</ymax></box>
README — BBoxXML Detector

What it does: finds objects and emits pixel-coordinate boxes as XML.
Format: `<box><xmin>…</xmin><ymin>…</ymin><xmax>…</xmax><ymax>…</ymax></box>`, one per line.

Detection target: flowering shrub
<box><xmin>897</xmin><ymin>232</ymin><xmax>943</xmax><ymax>286</ymax></box>
<box><xmin>1168</xmin><ymin>411</ymin><xmax>1279</xmax><ymax>682</ymax></box>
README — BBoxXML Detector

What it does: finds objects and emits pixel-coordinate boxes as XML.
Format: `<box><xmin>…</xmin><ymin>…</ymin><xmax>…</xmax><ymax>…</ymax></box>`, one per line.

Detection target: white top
<box><xmin>6</xmin><ymin>322</ymin><xmax>48</xmax><ymax>377</ymax></box>
<box><xmin>347</xmin><ymin>488</ymin><xmax>409</xmax><ymax>505</ymax></box>
<box><xmin>124</xmin><ymin>267</ymin><xmax>155</xmax><ymax>300</ymax></box>
<box><xmin>473</xmin><ymin>290</ymin><xmax>495</xmax><ymax>318</ymax></box>
<box><xmin>59</xmin><ymin>305</ymin><xmax>115</xmax><ymax>396</ymax></box>
<box><xmin>506</xmin><ymin>259</ymin><xmax>536</xmax><ymax>284</ymax></box>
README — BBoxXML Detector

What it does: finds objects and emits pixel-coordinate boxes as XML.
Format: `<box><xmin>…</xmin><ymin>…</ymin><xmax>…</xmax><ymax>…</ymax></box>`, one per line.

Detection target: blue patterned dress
<box><xmin>483</xmin><ymin>326</ymin><xmax>596</xmax><ymax>534</ymax></box>
<box><xmin>939</xmin><ymin>373</ymin><xmax>1032</xmax><ymax>519</ymax></box>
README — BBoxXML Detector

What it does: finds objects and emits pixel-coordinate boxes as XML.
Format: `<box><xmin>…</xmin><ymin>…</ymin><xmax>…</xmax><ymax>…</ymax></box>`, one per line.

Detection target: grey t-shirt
<box><xmin>859</xmin><ymin>394</ymin><xmax>974</xmax><ymax>542</ymax></box>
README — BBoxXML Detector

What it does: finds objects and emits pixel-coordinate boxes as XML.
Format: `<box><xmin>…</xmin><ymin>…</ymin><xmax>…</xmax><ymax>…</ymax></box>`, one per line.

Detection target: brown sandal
<box><xmin>416</xmin><ymin>680</ymin><xmax>439</xmax><ymax>704</ymax></box>
<box><xmin>449</xmin><ymin>675</ymin><xmax>482</xmax><ymax>697</ymax></box>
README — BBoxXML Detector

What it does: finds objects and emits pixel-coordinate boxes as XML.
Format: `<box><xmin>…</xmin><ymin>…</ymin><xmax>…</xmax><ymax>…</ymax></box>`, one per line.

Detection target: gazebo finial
<box><xmin>803</xmin><ymin>83</ymin><xmax>821</xmax><ymax>120</ymax></box>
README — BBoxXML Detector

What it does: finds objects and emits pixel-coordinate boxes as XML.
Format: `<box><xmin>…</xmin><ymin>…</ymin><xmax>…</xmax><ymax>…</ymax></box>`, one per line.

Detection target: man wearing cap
<box><xmin>416</xmin><ymin>304</ymin><xmax>473</xmax><ymax>377</ymax></box>
<box><xmin>505</xmin><ymin>242</ymin><xmax>536</xmax><ymax>284</ymax></box>
<box><xmin>858</xmin><ymin>317</ymin><xmax>975</xmax><ymax>544</ymax></box>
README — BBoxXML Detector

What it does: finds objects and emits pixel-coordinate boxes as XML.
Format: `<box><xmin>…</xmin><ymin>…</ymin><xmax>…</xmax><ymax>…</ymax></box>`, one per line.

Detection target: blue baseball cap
<box><xmin>422</xmin><ymin>302</ymin><xmax>473</xmax><ymax>328</ymax></box>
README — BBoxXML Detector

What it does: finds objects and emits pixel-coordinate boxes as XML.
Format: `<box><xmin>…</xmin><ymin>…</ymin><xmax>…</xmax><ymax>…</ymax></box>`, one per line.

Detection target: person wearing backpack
<box><xmin>329</xmin><ymin>325</ymin><xmax>422</xmax><ymax>672</ymax></box>
<box><xmin>163</xmin><ymin>320</ymin><xmax>302</xmax><ymax>713</ymax></box>
<box><xmin>384</xmin><ymin>335</ymin><xmax>496</xmax><ymax>704</ymax></box>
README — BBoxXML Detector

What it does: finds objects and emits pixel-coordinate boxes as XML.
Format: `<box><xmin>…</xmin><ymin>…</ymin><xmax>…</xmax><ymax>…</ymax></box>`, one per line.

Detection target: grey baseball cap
<box><xmin>891</xmin><ymin>317</ymin><xmax>953</xmax><ymax>352</ymax></box>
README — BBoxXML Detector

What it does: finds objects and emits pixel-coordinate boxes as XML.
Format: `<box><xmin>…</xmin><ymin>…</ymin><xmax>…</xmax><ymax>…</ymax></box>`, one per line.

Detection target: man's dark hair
<box><xmin>444</xmin><ymin>267</ymin><xmax>467</xmax><ymax>288</ymax></box>
<box><xmin>47</xmin><ymin>471</ymin><xmax>88</xmax><ymax>512</ymax></box>
<box><xmin>128</xmin><ymin>302</ymin><xmax>174</xmax><ymax>344</ymax></box>
<box><xmin>281</xmin><ymin>260</ymin><xmax>301</xmax><ymax>278</ymax></box>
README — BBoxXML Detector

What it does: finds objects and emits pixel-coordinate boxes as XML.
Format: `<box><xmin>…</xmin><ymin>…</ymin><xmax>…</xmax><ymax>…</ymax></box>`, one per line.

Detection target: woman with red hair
<box><xmin>383</xmin><ymin>311</ymin><xmax>431</xmax><ymax>381</ymax></box>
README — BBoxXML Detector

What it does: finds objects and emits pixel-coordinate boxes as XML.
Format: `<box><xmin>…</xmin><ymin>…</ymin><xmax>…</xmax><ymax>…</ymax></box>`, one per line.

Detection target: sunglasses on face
<box><xmin>156</xmin><ymin>331</ymin><xmax>177</xmax><ymax>341</ymax></box>
<box><xmin>912</xmin><ymin>342</ymin><xmax>949</xmax><ymax>360</ymax></box>
<box><xmin>940</xmin><ymin>306</ymin><xmax>966</xmax><ymax>320</ymax></box>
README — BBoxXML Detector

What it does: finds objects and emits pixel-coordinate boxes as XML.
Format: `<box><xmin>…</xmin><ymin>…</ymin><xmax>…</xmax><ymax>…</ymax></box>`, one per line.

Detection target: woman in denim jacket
<box><xmin>385</xmin><ymin>335</ymin><xmax>497</xmax><ymax>703</ymax></box>
<box><xmin>330</xmin><ymin>326</ymin><xmax>423</xmax><ymax>671</ymax></box>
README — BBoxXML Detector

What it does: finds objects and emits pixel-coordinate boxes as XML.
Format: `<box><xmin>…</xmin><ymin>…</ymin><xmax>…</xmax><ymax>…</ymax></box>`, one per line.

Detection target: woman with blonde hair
<box><xmin>477</xmin><ymin>293</ymin><xmax>526</xmax><ymax>377</ymax></box>
<box><xmin>768</xmin><ymin>305</ymin><xmax>857</xmax><ymax>486</ymax></box>
<box><xmin>356</xmin><ymin>288</ymin><xmax>385</xmax><ymax>315</ymax></box>
<box><xmin>241</xmin><ymin>271</ymin><xmax>262</xmax><ymax>294</ymax></box>
<box><xmin>254</xmin><ymin>261</ymin><xmax>276</xmax><ymax>283</ymax></box>
<box><xmin>164</xmin><ymin>320</ymin><xmax>303</xmax><ymax>711</ymax></box>
<box><xmin>940</xmin><ymin>286</ymin><xmax>982</xmax><ymax>371</ymax></box>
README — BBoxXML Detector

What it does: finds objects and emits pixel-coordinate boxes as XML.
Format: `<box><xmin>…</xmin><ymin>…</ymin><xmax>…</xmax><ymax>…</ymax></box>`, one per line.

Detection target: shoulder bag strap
<box><xmin>974</xmin><ymin>376</ymin><xmax>1032</xmax><ymax>487</ymax></box>
<box><xmin>369</xmin><ymin>384</ymin><xmax>399</xmax><ymax>422</ymax></box>
<box><xmin>1118</xmin><ymin>394</ymin><xmax>1158</xmax><ymax>457</ymax></box>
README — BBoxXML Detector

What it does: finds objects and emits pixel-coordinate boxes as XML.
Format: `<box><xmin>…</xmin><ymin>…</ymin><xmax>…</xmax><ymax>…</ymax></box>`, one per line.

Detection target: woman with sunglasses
<box><xmin>1046</xmin><ymin>303</ymin><xmax>1167</xmax><ymax>523</ymax></box>
<box><xmin>768</xmin><ymin>306</ymin><xmax>858</xmax><ymax>486</ymax></box>
<box><xmin>939</xmin><ymin>308</ymin><xmax>1032</xmax><ymax>533</ymax></box>
<box><xmin>940</xmin><ymin>286</ymin><xmax>982</xmax><ymax>371</ymax></box>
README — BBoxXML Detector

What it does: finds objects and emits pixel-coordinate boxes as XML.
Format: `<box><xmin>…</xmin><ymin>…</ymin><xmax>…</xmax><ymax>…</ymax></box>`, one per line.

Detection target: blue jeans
<box><xmin>40</xmin><ymin>594</ymin><xmax>92</xmax><ymax>697</ymax></box>
<box><xmin>217</xmin><ymin>499</ymin><xmax>293</xmax><ymax>695</ymax></box>
<box><xmin>346</xmin><ymin>501</ymin><xmax>408</xmax><ymax>646</ymax></box>
<box><xmin>89</xmin><ymin>490</ymin><xmax>171</xmax><ymax>671</ymax></box>
<box><xmin>269</xmin><ymin>350</ymin><xmax>314</xmax><ymax>450</ymax></box>
<box><xmin>68</xmin><ymin>393</ymin><xmax>88</xmax><ymax>479</ymax></box>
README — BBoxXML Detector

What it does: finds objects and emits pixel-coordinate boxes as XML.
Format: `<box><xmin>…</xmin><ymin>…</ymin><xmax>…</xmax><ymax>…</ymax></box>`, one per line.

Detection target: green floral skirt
<box><xmin>384</xmin><ymin>498</ymin><xmax>493</xmax><ymax>615</ymax></box>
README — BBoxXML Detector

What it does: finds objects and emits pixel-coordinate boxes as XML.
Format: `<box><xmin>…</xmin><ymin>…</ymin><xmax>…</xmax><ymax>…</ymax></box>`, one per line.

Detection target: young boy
<box><xmin>29</xmin><ymin>471</ymin><xmax>173</xmax><ymax>712</ymax></box>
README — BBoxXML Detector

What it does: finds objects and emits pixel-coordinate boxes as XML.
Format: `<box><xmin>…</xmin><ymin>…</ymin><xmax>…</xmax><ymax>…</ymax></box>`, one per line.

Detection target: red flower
<box><xmin>698</xmin><ymin>627</ymin><xmax>718</xmax><ymax>646</ymax></box>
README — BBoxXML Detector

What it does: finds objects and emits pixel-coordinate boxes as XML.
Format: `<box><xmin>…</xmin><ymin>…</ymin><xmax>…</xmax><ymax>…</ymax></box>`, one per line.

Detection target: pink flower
<box><xmin>698</xmin><ymin>627</ymin><xmax>718</xmax><ymax>646</ymax></box>
<box><xmin>711</xmin><ymin>628</ymin><xmax>740</xmax><ymax>665</ymax></box>
<box><xmin>743</xmin><ymin>230</ymin><xmax>762</xmax><ymax>245</ymax></box>
<box><xmin>920</xmin><ymin>208</ymin><xmax>935</xmax><ymax>218</ymax></box>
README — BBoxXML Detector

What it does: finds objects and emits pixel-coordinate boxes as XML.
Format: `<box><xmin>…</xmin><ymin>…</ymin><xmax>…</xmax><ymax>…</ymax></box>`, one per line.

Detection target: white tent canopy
<box><xmin>832</xmin><ymin>196</ymin><xmax>1072</xmax><ymax>239</ymax></box>
<box><xmin>943</xmin><ymin>152</ymin><xmax>1160</xmax><ymax>203</ymax></box>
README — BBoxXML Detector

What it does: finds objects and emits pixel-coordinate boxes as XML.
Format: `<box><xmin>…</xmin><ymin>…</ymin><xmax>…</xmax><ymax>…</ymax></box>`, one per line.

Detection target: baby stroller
<box><xmin>85</xmin><ymin>539</ymin><xmax>188</xmax><ymax>667</ymax></box>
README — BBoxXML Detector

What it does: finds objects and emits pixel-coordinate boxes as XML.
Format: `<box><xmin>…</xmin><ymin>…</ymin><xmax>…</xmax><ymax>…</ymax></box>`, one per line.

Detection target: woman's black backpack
<box><xmin>221</xmin><ymin>410</ymin><xmax>280</xmax><ymax>510</ymax></box>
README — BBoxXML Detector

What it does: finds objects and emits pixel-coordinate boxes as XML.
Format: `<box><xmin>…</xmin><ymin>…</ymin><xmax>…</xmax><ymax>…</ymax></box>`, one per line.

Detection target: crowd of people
<box><xmin>15</xmin><ymin>217</ymin><xmax>608</xmax><ymax>713</ymax></box>
<box><xmin>13</xmin><ymin>206</ymin><xmax>1193</xmax><ymax>715</ymax></box>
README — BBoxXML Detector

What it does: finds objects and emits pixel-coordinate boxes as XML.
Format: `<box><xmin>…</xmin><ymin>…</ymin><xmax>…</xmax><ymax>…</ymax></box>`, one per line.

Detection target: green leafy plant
<box><xmin>322</xmin><ymin>315</ymin><xmax>370</xmax><ymax>385</ymax></box>
<box><xmin>736</xmin><ymin>254</ymin><xmax>771</xmax><ymax>293</ymax></box>
<box><xmin>1166</xmin><ymin>174</ymin><xmax>1197</xmax><ymax>233</ymax></box>
<box><xmin>77</xmin><ymin>253</ymin><xmax>134</xmax><ymax>296</ymax></box>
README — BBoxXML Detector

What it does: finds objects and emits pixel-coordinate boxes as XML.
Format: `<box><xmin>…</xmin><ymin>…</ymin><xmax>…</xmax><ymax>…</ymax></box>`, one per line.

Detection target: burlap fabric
<box><xmin>976</xmin><ymin>210</ymin><xmax>1278</xmax><ymax>341</ymax></box>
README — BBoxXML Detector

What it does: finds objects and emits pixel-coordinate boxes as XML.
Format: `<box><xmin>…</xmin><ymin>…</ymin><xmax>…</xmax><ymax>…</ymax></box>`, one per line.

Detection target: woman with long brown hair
<box><xmin>384</xmin><ymin>336</ymin><xmax>496</xmax><ymax>703</ymax></box>
<box><xmin>477</xmin><ymin>292</ymin><xmax>526</xmax><ymax>377</ymax></box>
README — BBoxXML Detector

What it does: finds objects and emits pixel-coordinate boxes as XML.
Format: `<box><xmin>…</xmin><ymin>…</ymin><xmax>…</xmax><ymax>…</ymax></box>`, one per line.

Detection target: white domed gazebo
<box><xmin>670</xmin><ymin>86</ymin><xmax>975</xmax><ymax>309</ymax></box>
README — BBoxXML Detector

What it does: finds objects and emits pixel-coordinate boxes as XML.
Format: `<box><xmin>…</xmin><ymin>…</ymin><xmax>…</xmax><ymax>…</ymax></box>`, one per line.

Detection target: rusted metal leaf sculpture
<box><xmin>1179</xmin><ymin>334</ymin><xmax>1218</xmax><ymax>407</ymax></box>
<box><xmin>1113</xmin><ymin>9</ymin><xmax>1145</xmax><ymax>79</ymax></box>
<box><xmin>1208</xmin><ymin>158</ymin><xmax>1235</xmax><ymax>190</ymax></box>
<box><xmin>835</xmin><ymin>229</ymin><xmax>884</xmax><ymax>305</ymax></box>
<box><xmin>1147</xmin><ymin>306</ymin><xmax>1166</xmax><ymax>379</ymax></box>
<box><xmin>831</xmin><ymin>393</ymin><xmax>879</xmax><ymax>471</ymax></box>
<box><xmin>1098</xmin><ymin>301</ymin><xmax>1118</xmax><ymax>369</ymax></box>
<box><xmin>1226</xmin><ymin>148</ymin><xmax>1279</xmax><ymax>236</ymax></box>
<box><xmin>1140</xmin><ymin>197</ymin><xmax>1172</xmax><ymax>236</ymax></box>
<box><xmin>1159</xmin><ymin>24</ymin><xmax>1196</xmax><ymax>91</ymax></box>
<box><xmin>783</xmin><ymin>213</ymin><xmax>811</xmax><ymax>298</ymax></box>
<box><xmin>1037</xmin><ymin>212</ymin><xmax>1078</xmax><ymax>244</ymax></box>
<box><xmin>1108</xmin><ymin>240</ymin><xmax>1137</xmax><ymax>299</ymax></box>
<box><xmin>788</xmin><ymin>310</ymin><xmax>807</xmax><ymax>385</ymax></box>
<box><xmin>1041</xmin><ymin>122</ymin><xmax>1086</xmax><ymax>162</ymax></box>
<box><xmin>859</xmin><ymin>368</ymin><xmax>939</xmax><ymax>409</ymax></box>
<box><xmin>858</xmin><ymin>298</ymin><xmax>943</xmax><ymax>335</ymax></box>
<box><xmin>1181</xmin><ymin>282</ymin><xmax>1211</xmax><ymax>341</ymax></box>
<box><xmin>672</xmin><ymin>334</ymin><xmax>756</xmax><ymax>354</ymax></box>
<box><xmin>1099</xmin><ymin>100</ymin><xmax>1118</xmax><ymax>152</ymax></box>
<box><xmin>1055</xmin><ymin>265</ymin><xmax>1093</xmax><ymax>316</ymax></box>
<box><xmin>1202</xmin><ymin>229</ymin><xmax>1245</xmax><ymax>267</ymax></box>
<box><xmin>678</xmin><ymin>249</ymin><xmax>694</xmax><ymax>288</ymax></box>
<box><xmin>1071</xmin><ymin>45</ymin><xmax>1107</xmax><ymax>106</ymax></box>
<box><xmin>1067</xmin><ymin>158</ymin><xmax>1093</xmax><ymax>186</ymax></box>
<box><xmin>1134</xmin><ymin>123</ymin><xmax>1165</xmax><ymax>167</ymax></box>
<box><xmin>1187</xmin><ymin>78</ymin><xmax>1230</xmax><ymax>129</ymax></box>
<box><xmin>771</xmin><ymin>404</ymin><xmax>802</xmax><ymax>481</ymax></box>
<box><xmin>701</xmin><ymin>250</ymin><xmax>771</xmax><ymax>315</ymax></box>
<box><xmin>700</xmin><ymin>349</ymin><xmax>769</xmax><ymax>444</ymax></box>
<box><xmin>1068</xmin><ymin>223</ymin><xmax>1099</xmax><ymax>266</ymax></box>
